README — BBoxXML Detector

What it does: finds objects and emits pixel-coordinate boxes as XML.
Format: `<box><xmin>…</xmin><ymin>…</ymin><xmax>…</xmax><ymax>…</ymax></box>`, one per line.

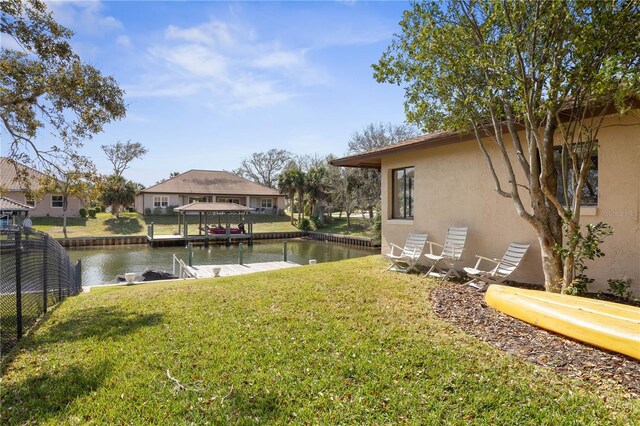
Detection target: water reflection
<box><xmin>68</xmin><ymin>239</ymin><xmax>377</xmax><ymax>286</ymax></box>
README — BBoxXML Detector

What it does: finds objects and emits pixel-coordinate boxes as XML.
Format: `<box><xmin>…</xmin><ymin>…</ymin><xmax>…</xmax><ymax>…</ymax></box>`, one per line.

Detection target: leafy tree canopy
<box><xmin>99</xmin><ymin>174</ymin><xmax>137</xmax><ymax>218</ymax></box>
<box><xmin>348</xmin><ymin>122</ymin><xmax>418</xmax><ymax>154</ymax></box>
<box><xmin>101</xmin><ymin>140</ymin><xmax>148</xmax><ymax>177</ymax></box>
<box><xmin>1</xmin><ymin>0</ymin><xmax>126</xmax><ymax>168</ymax></box>
<box><xmin>234</xmin><ymin>149</ymin><xmax>292</xmax><ymax>189</ymax></box>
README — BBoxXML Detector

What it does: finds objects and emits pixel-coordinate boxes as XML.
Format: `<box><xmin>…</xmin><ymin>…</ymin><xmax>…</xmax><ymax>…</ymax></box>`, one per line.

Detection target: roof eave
<box><xmin>330</xmin><ymin>133</ymin><xmax>472</xmax><ymax>168</ymax></box>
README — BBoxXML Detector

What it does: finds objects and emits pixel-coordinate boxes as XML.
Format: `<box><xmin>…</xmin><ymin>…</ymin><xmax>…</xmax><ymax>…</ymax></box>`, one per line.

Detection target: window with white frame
<box><xmin>51</xmin><ymin>195</ymin><xmax>63</xmax><ymax>208</ymax></box>
<box><xmin>261</xmin><ymin>198</ymin><xmax>273</xmax><ymax>208</ymax></box>
<box><xmin>153</xmin><ymin>196</ymin><xmax>169</xmax><ymax>207</ymax></box>
<box><xmin>392</xmin><ymin>167</ymin><xmax>414</xmax><ymax>219</ymax></box>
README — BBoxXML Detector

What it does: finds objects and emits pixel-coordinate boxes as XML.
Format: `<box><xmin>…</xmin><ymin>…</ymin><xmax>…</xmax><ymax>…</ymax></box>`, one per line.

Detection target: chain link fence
<box><xmin>1</xmin><ymin>226</ymin><xmax>82</xmax><ymax>357</ymax></box>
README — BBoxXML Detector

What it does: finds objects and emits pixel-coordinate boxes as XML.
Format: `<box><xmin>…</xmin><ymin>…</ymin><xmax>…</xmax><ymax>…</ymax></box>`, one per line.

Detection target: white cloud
<box><xmin>253</xmin><ymin>49</ymin><xmax>306</xmax><ymax>70</ymax></box>
<box><xmin>150</xmin><ymin>44</ymin><xmax>229</xmax><ymax>79</ymax></box>
<box><xmin>128</xmin><ymin>18</ymin><xmax>326</xmax><ymax>111</ymax></box>
<box><xmin>124</xmin><ymin>81</ymin><xmax>203</xmax><ymax>99</ymax></box>
<box><xmin>116</xmin><ymin>35</ymin><xmax>131</xmax><ymax>48</ymax></box>
<box><xmin>165</xmin><ymin>21</ymin><xmax>236</xmax><ymax>46</ymax></box>
<box><xmin>47</xmin><ymin>1</ymin><xmax>123</xmax><ymax>35</ymax></box>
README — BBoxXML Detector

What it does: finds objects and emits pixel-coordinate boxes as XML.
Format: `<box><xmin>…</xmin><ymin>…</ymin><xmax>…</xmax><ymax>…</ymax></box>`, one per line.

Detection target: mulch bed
<box><xmin>430</xmin><ymin>282</ymin><xmax>640</xmax><ymax>398</ymax></box>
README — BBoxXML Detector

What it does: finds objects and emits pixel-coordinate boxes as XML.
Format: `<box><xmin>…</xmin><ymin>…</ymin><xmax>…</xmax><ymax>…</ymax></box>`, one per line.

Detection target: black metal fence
<box><xmin>1</xmin><ymin>226</ymin><xmax>81</xmax><ymax>357</ymax></box>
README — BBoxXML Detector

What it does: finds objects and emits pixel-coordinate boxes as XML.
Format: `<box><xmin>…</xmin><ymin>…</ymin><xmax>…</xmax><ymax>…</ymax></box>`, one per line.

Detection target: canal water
<box><xmin>68</xmin><ymin>239</ymin><xmax>377</xmax><ymax>286</ymax></box>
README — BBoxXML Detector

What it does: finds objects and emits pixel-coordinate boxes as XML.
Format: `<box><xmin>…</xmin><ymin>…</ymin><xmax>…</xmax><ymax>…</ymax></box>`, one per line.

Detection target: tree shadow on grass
<box><xmin>24</xmin><ymin>306</ymin><xmax>163</xmax><ymax>347</ymax></box>
<box><xmin>225</xmin><ymin>387</ymin><xmax>282</xmax><ymax>422</ymax></box>
<box><xmin>0</xmin><ymin>360</ymin><xmax>112</xmax><ymax>424</ymax></box>
<box><xmin>103</xmin><ymin>216</ymin><xmax>144</xmax><ymax>235</ymax></box>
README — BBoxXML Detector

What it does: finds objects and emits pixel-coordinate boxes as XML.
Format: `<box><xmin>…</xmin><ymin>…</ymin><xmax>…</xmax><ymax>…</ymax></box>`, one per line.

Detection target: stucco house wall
<box><xmin>0</xmin><ymin>158</ymin><xmax>85</xmax><ymax>218</ymax></box>
<box><xmin>379</xmin><ymin>113</ymin><xmax>639</xmax><ymax>293</ymax></box>
<box><xmin>4</xmin><ymin>191</ymin><xmax>84</xmax><ymax>218</ymax></box>
<box><xmin>135</xmin><ymin>193</ymin><xmax>286</xmax><ymax>214</ymax></box>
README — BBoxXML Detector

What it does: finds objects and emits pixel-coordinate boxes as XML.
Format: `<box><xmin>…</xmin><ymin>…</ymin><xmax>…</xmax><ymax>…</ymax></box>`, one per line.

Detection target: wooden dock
<box><xmin>83</xmin><ymin>261</ymin><xmax>302</xmax><ymax>292</ymax></box>
<box><xmin>147</xmin><ymin>233</ymin><xmax>253</xmax><ymax>247</ymax></box>
<box><xmin>185</xmin><ymin>261</ymin><xmax>300</xmax><ymax>278</ymax></box>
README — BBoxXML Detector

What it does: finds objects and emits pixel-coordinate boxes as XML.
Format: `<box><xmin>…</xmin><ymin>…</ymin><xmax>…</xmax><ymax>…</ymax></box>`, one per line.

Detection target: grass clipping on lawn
<box><xmin>1</xmin><ymin>256</ymin><xmax>638</xmax><ymax>424</ymax></box>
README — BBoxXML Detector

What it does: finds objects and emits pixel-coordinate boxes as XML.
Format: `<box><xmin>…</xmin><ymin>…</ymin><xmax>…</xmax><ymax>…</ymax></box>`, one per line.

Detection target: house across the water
<box><xmin>135</xmin><ymin>170</ymin><xmax>286</xmax><ymax>214</ymax></box>
<box><xmin>0</xmin><ymin>157</ymin><xmax>85</xmax><ymax>218</ymax></box>
<box><xmin>332</xmin><ymin>113</ymin><xmax>639</xmax><ymax>293</ymax></box>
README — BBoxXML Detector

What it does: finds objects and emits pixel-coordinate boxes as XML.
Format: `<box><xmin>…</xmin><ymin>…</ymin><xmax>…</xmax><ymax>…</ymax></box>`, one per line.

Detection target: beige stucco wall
<box><xmin>136</xmin><ymin>193</ymin><xmax>182</xmax><ymax>213</ymax></box>
<box><xmin>6</xmin><ymin>191</ymin><xmax>84</xmax><ymax>217</ymax></box>
<box><xmin>381</xmin><ymin>113</ymin><xmax>640</xmax><ymax>293</ymax></box>
<box><xmin>134</xmin><ymin>193</ymin><xmax>286</xmax><ymax>213</ymax></box>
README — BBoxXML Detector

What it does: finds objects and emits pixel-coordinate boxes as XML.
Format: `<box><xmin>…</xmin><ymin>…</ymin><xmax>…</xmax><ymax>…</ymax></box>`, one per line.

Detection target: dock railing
<box><xmin>172</xmin><ymin>254</ymin><xmax>197</xmax><ymax>279</ymax></box>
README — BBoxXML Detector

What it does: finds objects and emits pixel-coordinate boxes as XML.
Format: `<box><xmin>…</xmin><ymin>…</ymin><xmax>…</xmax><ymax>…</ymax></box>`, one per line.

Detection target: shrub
<box><xmin>309</xmin><ymin>216</ymin><xmax>322</xmax><ymax>230</ymax></box>
<box><xmin>79</xmin><ymin>208</ymin><xmax>87</xmax><ymax>218</ymax></box>
<box><xmin>166</xmin><ymin>205</ymin><xmax>177</xmax><ymax>215</ymax></box>
<box><xmin>607</xmin><ymin>278</ymin><xmax>633</xmax><ymax>300</ymax></box>
<box><xmin>87</xmin><ymin>208</ymin><xmax>97</xmax><ymax>219</ymax></box>
<box><xmin>94</xmin><ymin>206</ymin><xmax>102</xmax><ymax>213</ymax></box>
<box><xmin>556</xmin><ymin>221</ymin><xmax>613</xmax><ymax>294</ymax></box>
<box><xmin>144</xmin><ymin>208</ymin><xmax>152</xmax><ymax>216</ymax></box>
<box><xmin>297</xmin><ymin>218</ymin><xmax>311</xmax><ymax>231</ymax></box>
<box><xmin>565</xmin><ymin>276</ymin><xmax>590</xmax><ymax>296</ymax></box>
<box><xmin>153</xmin><ymin>207</ymin><xmax>162</xmax><ymax>215</ymax></box>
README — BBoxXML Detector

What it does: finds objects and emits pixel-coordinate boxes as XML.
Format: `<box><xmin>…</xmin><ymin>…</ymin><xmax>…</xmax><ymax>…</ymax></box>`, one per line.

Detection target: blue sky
<box><xmin>36</xmin><ymin>1</ymin><xmax>411</xmax><ymax>186</ymax></box>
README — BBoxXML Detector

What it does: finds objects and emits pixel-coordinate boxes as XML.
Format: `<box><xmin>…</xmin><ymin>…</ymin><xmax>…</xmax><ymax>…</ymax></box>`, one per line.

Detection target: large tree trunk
<box><xmin>561</xmin><ymin>220</ymin><xmax>579</xmax><ymax>293</ymax></box>
<box><xmin>537</xmin><ymin>233</ymin><xmax>563</xmax><ymax>293</ymax></box>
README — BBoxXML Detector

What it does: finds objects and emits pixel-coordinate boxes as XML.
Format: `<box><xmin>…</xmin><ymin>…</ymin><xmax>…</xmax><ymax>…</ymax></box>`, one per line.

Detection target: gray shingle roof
<box><xmin>0</xmin><ymin>196</ymin><xmax>33</xmax><ymax>211</ymax></box>
<box><xmin>141</xmin><ymin>170</ymin><xmax>281</xmax><ymax>196</ymax></box>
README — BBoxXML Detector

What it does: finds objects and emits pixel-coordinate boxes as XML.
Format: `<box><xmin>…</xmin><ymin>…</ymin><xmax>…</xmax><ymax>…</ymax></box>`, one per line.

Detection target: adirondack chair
<box><xmin>385</xmin><ymin>233</ymin><xmax>428</xmax><ymax>273</ymax></box>
<box><xmin>424</xmin><ymin>227</ymin><xmax>468</xmax><ymax>280</ymax></box>
<box><xmin>463</xmin><ymin>243</ymin><xmax>530</xmax><ymax>291</ymax></box>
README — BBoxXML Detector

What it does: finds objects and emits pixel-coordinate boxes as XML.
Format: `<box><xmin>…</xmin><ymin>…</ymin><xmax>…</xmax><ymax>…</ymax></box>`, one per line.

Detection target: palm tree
<box><xmin>292</xmin><ymin>168</ymin><xmax>306</xmax><ymax>224</ymax></box>
<box><xmin>278</xmin><ymin>168</ymin><xmax>297</xmax><ymax>225</ymax></box>
<box><xmin>305</xmin><ymin>166</ymin><xmax>328</xmax><ymax>219</ymax></box>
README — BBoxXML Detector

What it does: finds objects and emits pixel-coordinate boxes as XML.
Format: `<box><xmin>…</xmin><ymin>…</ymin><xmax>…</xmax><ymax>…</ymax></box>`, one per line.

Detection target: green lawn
<box><xmin>31</xmin><ymin>212</ymin><xmax>298</xmax><ymax>238</ymax></box>
<box><xmin>1</xmin><ymin>256</ymin><xmax>636</xmax><ymax>424</ymax></box>
<box><xmin>317</xmin><ymin>215</ymin><xmax>373</xmax><ymax>238</ymax></box>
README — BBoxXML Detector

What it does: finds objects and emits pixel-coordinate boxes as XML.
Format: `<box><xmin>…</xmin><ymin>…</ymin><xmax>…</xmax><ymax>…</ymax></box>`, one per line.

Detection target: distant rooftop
<box><xmin>0</xmin><ymin>196</ymin><xmax>34</xmax><ymax>211</ymax></box>
<box><xmin>0</xmin><ymin>157</ymin><xmax>48</xmax><ymax>191</ymax></box>
<box><xmin>141</xmin><ymin>170</ymin><xmax>281</xmax><ymax>196</ymax></box>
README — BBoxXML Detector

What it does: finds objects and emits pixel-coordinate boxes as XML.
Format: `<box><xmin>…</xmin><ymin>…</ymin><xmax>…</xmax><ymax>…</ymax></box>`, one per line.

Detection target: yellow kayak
<box><xmin>485</xmin><ymin>285</ymin><xmax>640</xmax><ymax>360</ymax></box>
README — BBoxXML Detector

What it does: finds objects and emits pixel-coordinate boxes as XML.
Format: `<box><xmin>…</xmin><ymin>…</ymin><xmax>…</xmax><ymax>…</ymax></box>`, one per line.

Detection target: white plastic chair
<box><xmin>385</xmin><ymin>233</ymin><xmax>428</xmax><ymax>273</ymax></box>
<box><xmin>463</xmin><ymin>243</ymin><xmax>530</xmax><ymax>291</ymax></box>
<box><xmin>424</xmin><ymin>227</ymin><xmax>468</xmax><ymax>280</ymax></box>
